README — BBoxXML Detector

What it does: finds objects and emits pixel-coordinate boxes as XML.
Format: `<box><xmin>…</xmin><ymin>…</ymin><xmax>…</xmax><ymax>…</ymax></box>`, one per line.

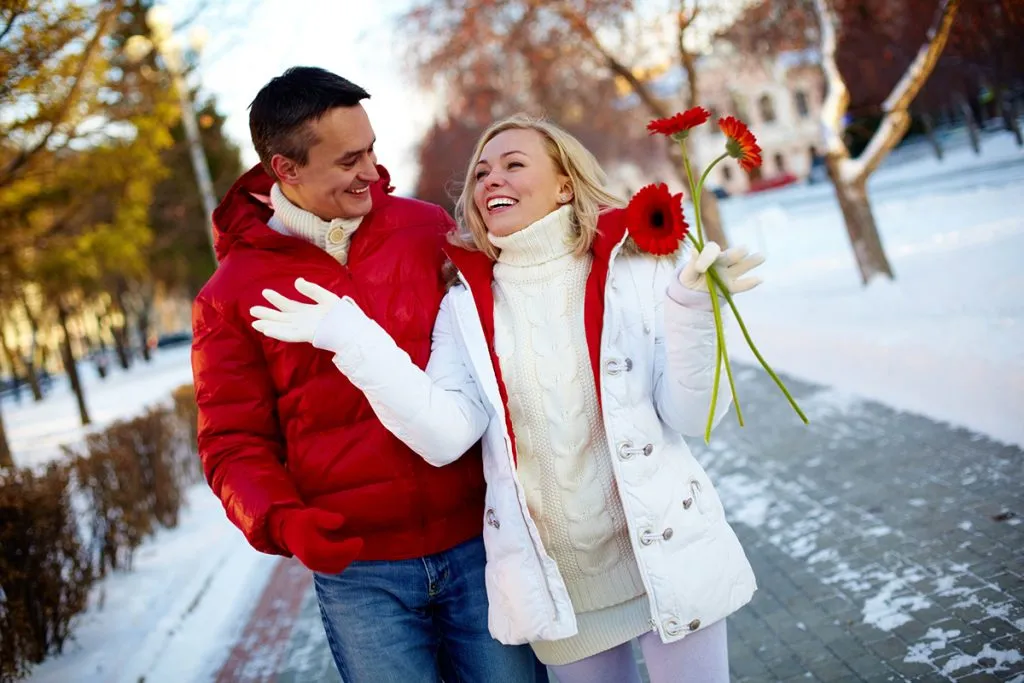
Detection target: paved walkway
<box><xmin>217</xmin><ymin>365</ymin><xmax>1024</xmax><ymax>682</ymax></box>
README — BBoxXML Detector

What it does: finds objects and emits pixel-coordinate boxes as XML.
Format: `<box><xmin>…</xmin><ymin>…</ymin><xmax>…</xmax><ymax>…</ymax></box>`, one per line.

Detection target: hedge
<box><xmin>0</xmin><ymin>384</ymin><xmax>200</xmax><ymax>682</ymax></box>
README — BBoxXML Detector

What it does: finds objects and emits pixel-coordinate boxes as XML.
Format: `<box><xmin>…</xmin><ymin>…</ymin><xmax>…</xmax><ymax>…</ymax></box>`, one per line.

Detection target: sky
<box><xmin>180</xmin><ymin>1</ymin><xmax>439</xmax><ymax>193</ymax></box>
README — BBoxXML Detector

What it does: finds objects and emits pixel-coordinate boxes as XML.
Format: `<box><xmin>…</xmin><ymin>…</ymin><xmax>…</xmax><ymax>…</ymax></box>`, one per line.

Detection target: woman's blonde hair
<box><xmin>450</xmin><ymin>114</ymin><xmax>624</xmax><ymax>259</ymax></box>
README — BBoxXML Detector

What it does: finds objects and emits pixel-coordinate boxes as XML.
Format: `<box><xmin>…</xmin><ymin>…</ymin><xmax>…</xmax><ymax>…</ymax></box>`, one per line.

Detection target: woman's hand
<box><xmin>250</xmin><ymin>278</ymin><xmax>343</xmax><ymax>343</ymax></box>
<box><xmin>678</xmin><ymin>242</ymin><xmax>765</xmax><ymax>295</ymax></box>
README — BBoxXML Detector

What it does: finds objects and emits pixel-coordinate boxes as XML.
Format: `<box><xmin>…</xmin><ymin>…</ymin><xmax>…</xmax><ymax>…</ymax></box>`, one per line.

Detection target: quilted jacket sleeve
<box><xmin>651</xmin><ymin>258</ymin><xmax>733</xmax><ymax>437</ymax></box>
<box><xmin>312</xmin><ymin>291</ymin><xmax>490</xmax><ymax>467</ymax></box>
<box><xmin>192</xmin><ymin>293</ymin><xmax>304</xmax><ymax>555</ymax></box>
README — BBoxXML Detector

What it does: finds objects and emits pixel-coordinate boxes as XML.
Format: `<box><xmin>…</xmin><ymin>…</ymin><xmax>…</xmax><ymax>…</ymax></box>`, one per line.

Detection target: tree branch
<box><xmin>0</xmin><ymin>0</ymin><xmax>124</xmax><ymax>190</ymax></box>
<box><xmin>0</xmin><ymin>7</ymin><xmax>24</xmax><ymax>45</ymax></box>
<box><xmin>677</xmin><ymin>0</ymin><xmax>699</xmax><ymax>108</ymax></box>
<box><xmin>847</xmin><ymin>0</ymin><xmax>961</xmax><ymax>184</ymax></box>
<box><xmin>814</xmin><ymin>0</ymin><xmax>852</xmax><ymax>169</ymax></box>
<box><xmin>554</xmin><ymin>2</ymin><xmax>670</xmax><ymax>119</ymax></box>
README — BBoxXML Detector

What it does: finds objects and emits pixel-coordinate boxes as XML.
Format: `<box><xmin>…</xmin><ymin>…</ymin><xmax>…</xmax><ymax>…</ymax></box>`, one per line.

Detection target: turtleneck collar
<box><xmin>487</xmin><ymin>205</ymin><xmax>576</xmax><ymax>267</ymax></box>
<box><xmin>268</xmin><ymin>183</ymin><xmax>363</xmax><ymax>264</ymax></box>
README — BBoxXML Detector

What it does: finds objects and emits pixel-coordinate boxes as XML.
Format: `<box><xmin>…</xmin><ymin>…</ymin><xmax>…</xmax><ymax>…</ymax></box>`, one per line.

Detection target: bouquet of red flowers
<box><xmin>628</xmin><ymin>106</ymin><xmax>808</xmax><ymax>442</ymax></box>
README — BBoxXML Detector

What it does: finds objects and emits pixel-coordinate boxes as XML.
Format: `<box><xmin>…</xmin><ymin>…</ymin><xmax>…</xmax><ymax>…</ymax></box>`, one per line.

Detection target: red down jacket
<box><xmin>191</xmin><ymin>164</ymin><xmax>485</xmax><ymax>561</ymax></box>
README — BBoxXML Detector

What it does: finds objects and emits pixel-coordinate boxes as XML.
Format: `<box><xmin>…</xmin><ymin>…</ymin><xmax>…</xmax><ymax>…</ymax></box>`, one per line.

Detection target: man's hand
<box><xmin>250</xmin><ymin>278</ymin><xmax>341</xmax><ymax>344</ymax></box>
<box><xmin>678</xmin><ymin>242</ymin><xmax>765</xmax><ymax>295</ymax></box>
<box><xmin>270</xmin><ymin>507</ymin><xmax>364</xmax><ymax>574</ymax></box>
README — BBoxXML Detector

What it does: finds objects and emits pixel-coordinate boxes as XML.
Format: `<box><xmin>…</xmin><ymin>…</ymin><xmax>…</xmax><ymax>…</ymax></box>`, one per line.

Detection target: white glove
<box><xmin>679</xmin><ymin>242</ymin><xmax>764</xmax><ymax>292</ymax></box>
<box><xmin>668</xmin><ymin>242</ymin><xmax>765</xmax><ymax>310</ymax></box>
<box><xmin>250</xmin><ymin>278</ymin><xmax>342</xmax><ymax>344</ymax></box>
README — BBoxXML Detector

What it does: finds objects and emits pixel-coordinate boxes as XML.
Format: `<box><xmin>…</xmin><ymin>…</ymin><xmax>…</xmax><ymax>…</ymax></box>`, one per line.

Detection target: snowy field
<box><xmin>6</xmin><ymin>345</ymin><xmax>196</xmax><ymax>469</ymax></box>
<box><xmin>718</xmin><ymin>131</ymin><xmax>1024</xmax><ymax>447</ymax></box>
<box><xmin>12</xmin><ymin>130</ymin><xmax>1023</xmax><ymax>682</ymax></box>
<box><xmin>24</xmin><ymin>483</ymin><xmax>278</xmax><ymax>683</ymax></box>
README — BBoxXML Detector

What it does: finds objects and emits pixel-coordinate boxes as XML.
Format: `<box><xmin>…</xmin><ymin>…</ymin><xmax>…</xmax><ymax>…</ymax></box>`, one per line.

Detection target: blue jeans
<box><xmin>314</xmin><ymin>535</ymin><xmax>544</xmax><ymax>683</ymax></box>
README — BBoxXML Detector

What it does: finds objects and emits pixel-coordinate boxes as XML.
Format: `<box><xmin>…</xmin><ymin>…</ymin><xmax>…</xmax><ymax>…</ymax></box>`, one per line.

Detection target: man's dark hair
<box><xmin>249</xmin><ymin>67</ymin><xmax>370</xmax><ymax>176</ymax></box>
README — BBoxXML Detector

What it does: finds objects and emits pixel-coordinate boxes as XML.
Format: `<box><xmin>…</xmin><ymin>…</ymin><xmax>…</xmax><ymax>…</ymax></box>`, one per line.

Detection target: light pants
<box><xmin>550</xmin><ymin>619</ymin><xmax>729</xmax><ymax>683</ymax></box>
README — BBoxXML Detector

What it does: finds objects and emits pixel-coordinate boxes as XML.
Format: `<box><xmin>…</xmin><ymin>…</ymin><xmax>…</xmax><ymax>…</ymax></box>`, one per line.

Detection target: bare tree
<box><xmin>401</xmin><ymin>0</ymin><xmax>731</xmax><ymax>245</ymax></box>
<box><xmin>815</xmin><ymin>0</ymin><xmax>960</xmax><ymax>283</ymax></box>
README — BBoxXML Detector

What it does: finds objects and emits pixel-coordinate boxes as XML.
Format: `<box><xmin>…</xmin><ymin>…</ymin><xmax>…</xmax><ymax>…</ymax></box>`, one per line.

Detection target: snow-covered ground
<box><xmin>25</xmin><ymin>484</ymin><xmax>278</xmax><ymax>683</ymax></box>
<box><xmin>11</xmin><ymin>129</ymin><xmax>1023</xmax><ymax>681</ymax></box>
<box><xmin>6</xmin><ymin>347</ymin><xmax>277</xmax><ymax>683</ymax></box>
<box><xmin>6</xmin><ymin>345</ymin><xmax>195</xmax><ymax>468</ymax></box>
<box><xmin>718</xmin><ymin>130</ymin><xmax>1024</xmax><ymax>447</ymax></box>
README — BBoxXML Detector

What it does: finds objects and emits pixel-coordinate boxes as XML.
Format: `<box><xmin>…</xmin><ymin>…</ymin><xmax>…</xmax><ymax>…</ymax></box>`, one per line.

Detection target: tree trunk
<box><xmin>111</xmin><ymin>288</ymin><xmax>132</xmax><ymax>370</ymax></box>
<box><xmin>960</xmin><ymin>96</ymin><xmax>981</xmax><ymax>155</ymax></box>
<box><xmin>0</xmin><ymin>408</ymin><xmax>13</xmax><ymax>469</ymax></box>
<box><xmin>826</xmin><ymin>157</ymin><xmax>895</xmax><ymax>285</ymax></box>
<box><xmin>137</xmin><ymin>300</ymin><xmax>152</xmax><ymax>363</ymax></box>
<box><xmin>0</xmin><ymin>319</ymin><xmax>23</xmax><ymax>405</ymax></box>
<box><xmin>699</xmin><ymin>191</ymin><xmax>727</xmax><ymax>248</ymax></box>
<box><xmin>921</xmin><ymin>112</ymin><xmax>943</xmax><ymax>160</ymax></box>
<box><xmin>23</xmin><ymin>353</ymin><xmax>42</xmax><ymax>401</ymax></box>
<box><xmin>18</xmin><ymin>294</ymin><xmax>44</xmax><ymax>400</ymax></box>
<box><xmin>57</xmin><ymin>301</ymin><xmax>90</xmax><ymax>426</ymax></box>
<box><xmin>1001</xmin><ymin>93</ymin><xmax>1023</xmax><ymax>147</ymax></box>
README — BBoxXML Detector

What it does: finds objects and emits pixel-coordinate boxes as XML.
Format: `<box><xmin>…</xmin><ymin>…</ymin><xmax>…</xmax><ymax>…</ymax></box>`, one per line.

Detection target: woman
<box><xmin>250</xmin><ymin>115</ymin><xmax>763</xmax><ymax>683</ymax></box>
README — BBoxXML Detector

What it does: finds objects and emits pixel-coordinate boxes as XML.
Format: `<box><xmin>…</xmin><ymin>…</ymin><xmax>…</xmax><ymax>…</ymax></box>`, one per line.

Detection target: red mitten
<box><xmin>270</xmin><ymin>507</ymin><xmax>364</xmax><ymax>574</ymax></box>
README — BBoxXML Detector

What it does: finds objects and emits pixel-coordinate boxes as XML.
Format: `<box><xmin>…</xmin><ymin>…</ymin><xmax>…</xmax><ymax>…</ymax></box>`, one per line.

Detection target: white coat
<box><xmin>312</xmin><ymin>209</ymin><xmax>756</xmax><ymax>647</ymax></box>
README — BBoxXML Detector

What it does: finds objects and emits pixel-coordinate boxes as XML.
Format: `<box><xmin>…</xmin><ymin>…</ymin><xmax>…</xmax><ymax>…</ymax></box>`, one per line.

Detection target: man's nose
<box><xmin>358</xmin><ymin>157</ymin><xmax>380</xmax><ymax>183</ymax></box>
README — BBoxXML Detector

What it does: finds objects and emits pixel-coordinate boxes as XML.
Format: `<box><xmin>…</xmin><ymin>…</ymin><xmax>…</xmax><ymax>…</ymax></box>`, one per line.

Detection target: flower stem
<box><xmin>705</xmin><ymin>312</ymin><xmax>723</xmax><ymax>444</ymax></box>
<box><xmin>679</xmin><ymin>145</ymin><xmax>704</xmax><ymax>248</ymax></box>
<box><xmin>696</xmin><ymin>153</ymin><xmax>730</xmax><ymax>211</ymax></box>
<box><xmin>707</xmin><ymin>270</ymin><xmax>744</xmax><ymax>438</ymax></box>
<box><xmin>706</xmin><ymin>268</ymin><xmax>809</xmax><ymax>425</ymax></box>
<box><xmin>685</xmin><ymin>233</ymin><xmax>743</xmax><ymax>434</ymax></box>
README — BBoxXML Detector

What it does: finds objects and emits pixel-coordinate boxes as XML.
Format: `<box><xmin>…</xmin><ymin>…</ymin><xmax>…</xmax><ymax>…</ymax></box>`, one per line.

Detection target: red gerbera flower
<box><xmin>626</xmin><ymin>183</ymin><xmax>689</xmax><ymax>256</ymax></box>
<box><xmin>718</xmin><ymin>116</ymin><xmax>762</xmax><ymax>172</ymax></box>
<box><xmin>647</xmin><ymin>106</ymin><xmax>711</xmax><ymax>140</ymax></box>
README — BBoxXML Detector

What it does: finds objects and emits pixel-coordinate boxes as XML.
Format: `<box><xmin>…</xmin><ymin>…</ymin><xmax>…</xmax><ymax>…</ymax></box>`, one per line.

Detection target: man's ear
<box><xmin>270</xmin><ymin>154</ymin><xmax>301</xmax><ymax>185</ymax></box>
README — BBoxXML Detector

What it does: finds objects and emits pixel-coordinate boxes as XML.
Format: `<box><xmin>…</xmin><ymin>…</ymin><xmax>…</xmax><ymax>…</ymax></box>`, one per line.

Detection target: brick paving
<box><xmin>218</xmin><ymin>364</ymin><xmax>1024</xmax><ymax>682</ymax></box>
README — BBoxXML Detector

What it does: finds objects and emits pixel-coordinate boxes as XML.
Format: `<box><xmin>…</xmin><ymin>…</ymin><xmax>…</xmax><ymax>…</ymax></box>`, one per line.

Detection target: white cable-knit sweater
<box><xmin>488</xmin><ymin>206</ymin><xmax>651</xmax><ymax>665</ymax></box>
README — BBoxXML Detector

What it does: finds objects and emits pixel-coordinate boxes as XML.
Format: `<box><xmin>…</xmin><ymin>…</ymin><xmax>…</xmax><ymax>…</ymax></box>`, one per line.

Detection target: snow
<box><xmin>717</xmin><ymin>130</ymin><xmax>1024</xmax><ymax>447</ymax></box>
<box><xmin>5</xmin><ymin>345</ymin><xmax>195</xmax><ymax>469</ymax></box>
<box><xmin>25</xmin><ymin>483</ymin><xmax>278</xmax><ymax>683</ymax></box>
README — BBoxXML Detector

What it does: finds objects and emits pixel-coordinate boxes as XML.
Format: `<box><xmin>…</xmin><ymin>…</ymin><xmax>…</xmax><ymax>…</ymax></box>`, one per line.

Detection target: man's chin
<box><xmin>343</xmin><ymin>193</ymin><xmax>373</xmax><ymax>217</ymax></box>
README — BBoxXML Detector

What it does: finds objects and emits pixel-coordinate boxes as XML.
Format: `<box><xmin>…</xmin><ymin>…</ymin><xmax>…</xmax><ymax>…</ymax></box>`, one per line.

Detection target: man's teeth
<box><xmin>488</xmin><ymin>198</ymin><xmax>517</xmax><ymax>210</ymax></box>
<box><xmin>350</xmin><ymin>187</ymin><xmax>368</xmax><ymax>194</ymax></box>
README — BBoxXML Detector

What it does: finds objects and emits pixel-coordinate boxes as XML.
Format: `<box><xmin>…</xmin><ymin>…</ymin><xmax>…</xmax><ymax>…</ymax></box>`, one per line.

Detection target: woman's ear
<box><xmin>557</xmin><ymin>182</ymin><xmax>574</xmax><ymax>204</ymax></box>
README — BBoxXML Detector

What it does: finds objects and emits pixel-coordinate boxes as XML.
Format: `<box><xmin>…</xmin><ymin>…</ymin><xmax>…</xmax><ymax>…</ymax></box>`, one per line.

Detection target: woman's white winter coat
<box><xmin>313</xmin><ymin>222</ymin><xmax>757</xmax><ymax>647</ymax></box>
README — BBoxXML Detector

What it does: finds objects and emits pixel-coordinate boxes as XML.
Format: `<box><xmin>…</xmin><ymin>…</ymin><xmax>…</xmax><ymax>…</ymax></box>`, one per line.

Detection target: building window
<box><xmin>775</xmin><ymin>152</ymin><xmax>786</xmax><ymax>174</ymax></box>
<box><xmin>794</xmin><ymin>90</ymin><xmax>810</xmax><ymax>118</ymax></box>
<box><xmin>758</xmin><ymin>94</ymin><xmax>776</xmax><ymax>123</ymax></box>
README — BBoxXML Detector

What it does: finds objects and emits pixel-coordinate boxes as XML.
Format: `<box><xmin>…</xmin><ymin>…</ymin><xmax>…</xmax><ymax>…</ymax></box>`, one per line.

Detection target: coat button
<box><xmin>682</xmin><ymin>497</ymin><xmax>693</xmax><ymax>510</ymax></box>
<box><xmin>662</xmin><ymin>528</ymin><xmax>674</xmax><ymax>541</ymax></box>
<box><xmin>328</xmin><ymin>227</ymin><xmax>345</xmax><ymax>244</ymax></box>
<box><xmin>689</xmin><ymin>618</ymin><xmax>701</xmax><ymax>631</ymax></box>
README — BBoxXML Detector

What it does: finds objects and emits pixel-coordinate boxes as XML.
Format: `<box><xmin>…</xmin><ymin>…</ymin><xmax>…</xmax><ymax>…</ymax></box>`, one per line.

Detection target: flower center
<box><xmin>651</xmin><ymin>209</ymin><xmax>665</xmax><ymax>229</ymax></box>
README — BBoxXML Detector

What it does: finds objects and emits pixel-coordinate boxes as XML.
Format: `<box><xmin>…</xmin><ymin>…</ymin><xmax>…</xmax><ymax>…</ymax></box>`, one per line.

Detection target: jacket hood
<box><xmin>211</xmin><ymin>163</ymin><xmax>396</xmax><ymax>262</ymax></box>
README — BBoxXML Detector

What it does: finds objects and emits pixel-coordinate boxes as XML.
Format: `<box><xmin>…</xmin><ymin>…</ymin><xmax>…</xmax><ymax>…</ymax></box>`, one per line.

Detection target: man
<box><xmin>191</xmin><ymin>67</ymin><xmax>539</xmax><ymax>683</ymax></box>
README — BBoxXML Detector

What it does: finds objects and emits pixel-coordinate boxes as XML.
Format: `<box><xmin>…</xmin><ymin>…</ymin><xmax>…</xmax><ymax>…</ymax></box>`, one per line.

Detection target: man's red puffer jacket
<box><xmin>191</xmin><ymin>164</ymin><xmax>485</xmax><ymax>561</ymax></box>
